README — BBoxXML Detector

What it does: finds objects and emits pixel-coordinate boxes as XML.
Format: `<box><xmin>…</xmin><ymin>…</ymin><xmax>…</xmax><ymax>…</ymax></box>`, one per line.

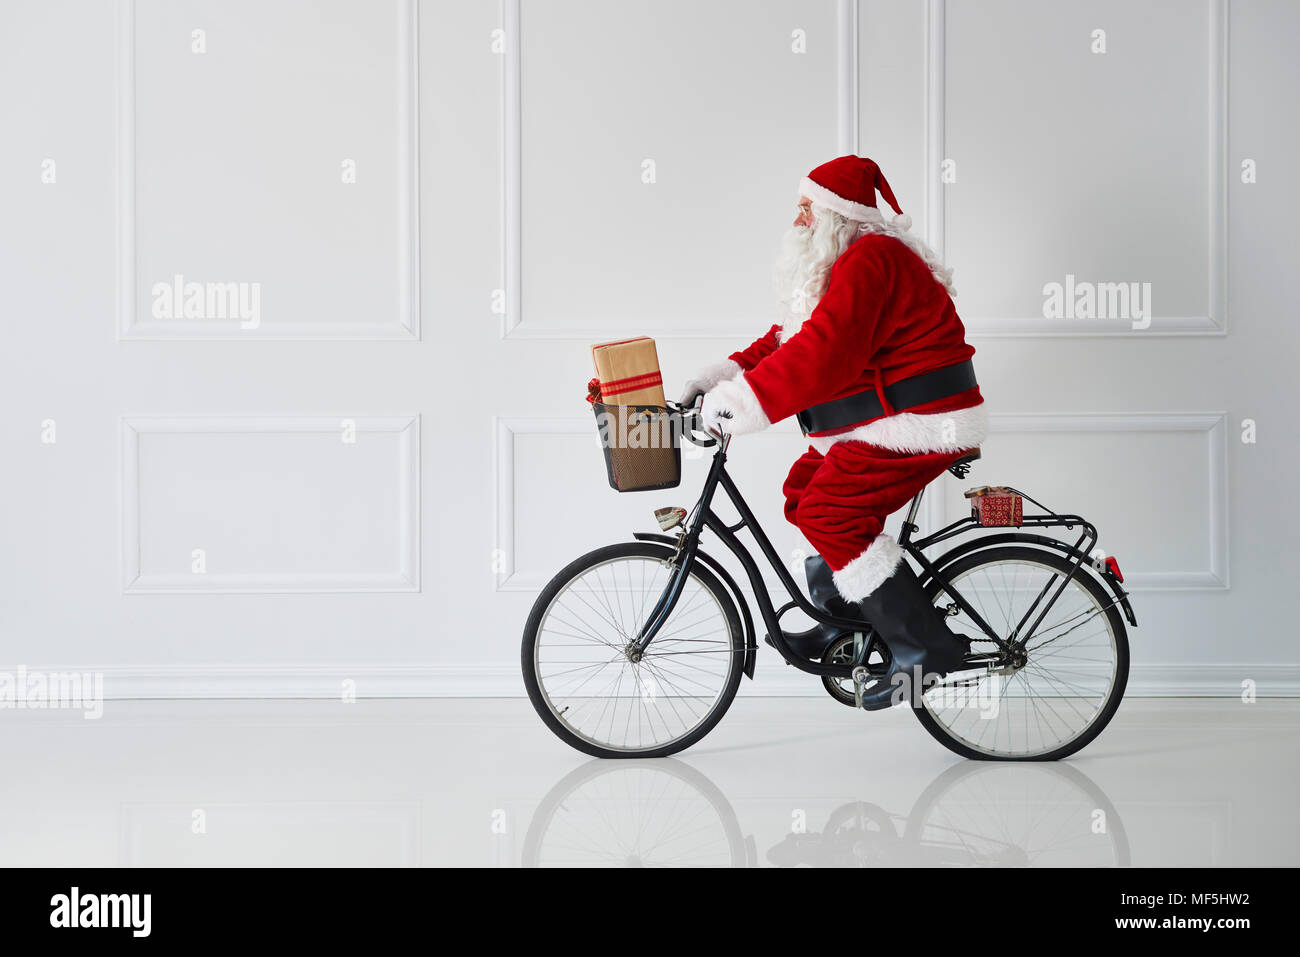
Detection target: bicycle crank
<box><xmin>822</xmin><ymin>632</ymin><xmax>885</xmax><ymax>708</ymax></box>
<box><xmin>852</xmin><ymin>666</ymin><xmax>871</xmax><ymax>710</ymax></box>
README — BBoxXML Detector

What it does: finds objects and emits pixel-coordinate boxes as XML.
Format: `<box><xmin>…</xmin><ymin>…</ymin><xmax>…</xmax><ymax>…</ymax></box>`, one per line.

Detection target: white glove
<box><xmin>700</xmin><ymin>372</ymin><xmax>772</xmax><ymax>437</ymax></box>
<box><xmin>699</xmin><ymin>390</ymin><xmax>734</xmax><ymax>435</ymax></box>
<box><xmin>678</xmin><ymin>358</ymin><xmax>741</xmax><ymax>407</ymax></box>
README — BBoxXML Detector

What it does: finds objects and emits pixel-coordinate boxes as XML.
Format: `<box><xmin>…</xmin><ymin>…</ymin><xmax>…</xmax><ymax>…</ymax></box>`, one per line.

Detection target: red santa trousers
<box><xmin>782</xmin><ymin>441</ymin><xmax>967</xmax><ymax>602</ymax></box>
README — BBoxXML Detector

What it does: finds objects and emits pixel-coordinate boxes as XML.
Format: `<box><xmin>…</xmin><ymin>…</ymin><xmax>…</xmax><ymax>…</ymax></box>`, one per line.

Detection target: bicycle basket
<box><xmin>591</xmin><ymin>401</ymin><xmax>681</xmax><ymax>492</ymax></box>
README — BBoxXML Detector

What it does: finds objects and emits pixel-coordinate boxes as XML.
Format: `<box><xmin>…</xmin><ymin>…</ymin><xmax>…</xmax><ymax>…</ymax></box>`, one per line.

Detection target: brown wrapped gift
<box><xmin>591</xmin><ymin>336</ymin><xmax>666</xmax><ymax>407</ymax></box>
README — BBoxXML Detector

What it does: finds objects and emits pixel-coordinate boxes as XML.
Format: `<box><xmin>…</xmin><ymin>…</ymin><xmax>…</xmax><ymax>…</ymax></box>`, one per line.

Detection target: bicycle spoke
<box><xmin>923</xmin><ymin>555</ymin><xmax>1122</xmax><ymax>757</ymax></box>
<box><xmin>531</xmin><ymin>554</ymin><xmax>738</xmax><ymax>753</ymax></box>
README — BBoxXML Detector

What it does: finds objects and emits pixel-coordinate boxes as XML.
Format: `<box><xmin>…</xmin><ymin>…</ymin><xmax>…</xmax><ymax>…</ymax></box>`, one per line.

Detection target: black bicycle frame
<box><xmin>632</xmin><ymin>439</ymin><xmax>1104</xmax><ymax>680</ymax></box>
<box><xmin>898</xmin><ymin>487</ymin><xmax>1100</xmax><ymax>653</ymax></box>
<box><xmin>633</xmin><ymin>442</ymin><xmax>861</xmax><ymax>678</ymax></box>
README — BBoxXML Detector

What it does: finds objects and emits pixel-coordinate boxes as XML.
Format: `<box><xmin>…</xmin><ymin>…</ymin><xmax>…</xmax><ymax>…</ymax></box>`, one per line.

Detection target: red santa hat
<box><xmin>799</xmin><ymin>155</ymin><xmax>907</xmax><ymax>225</ymax></box>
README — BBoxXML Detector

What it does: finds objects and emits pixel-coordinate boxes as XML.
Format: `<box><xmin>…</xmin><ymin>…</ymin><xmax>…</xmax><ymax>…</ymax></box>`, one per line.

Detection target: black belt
<box><xmin>795</xmin><ymin>359</ymin><xmax>978</xmax><ymax>435</ymax></box>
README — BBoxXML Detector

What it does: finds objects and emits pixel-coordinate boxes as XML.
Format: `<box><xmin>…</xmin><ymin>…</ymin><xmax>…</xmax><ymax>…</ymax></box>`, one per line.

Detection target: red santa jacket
<box><xmin>721</xmin><ymin>232</ymin><xmax>987</xmax><ymax>456</ymax></box>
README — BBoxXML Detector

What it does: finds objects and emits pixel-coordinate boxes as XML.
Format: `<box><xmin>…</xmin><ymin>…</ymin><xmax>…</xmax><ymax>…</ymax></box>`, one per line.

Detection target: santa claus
<box><xmin>680</xmin><ymin>155</ymin><xmax>988</xmax><ymax>710</ymax></box>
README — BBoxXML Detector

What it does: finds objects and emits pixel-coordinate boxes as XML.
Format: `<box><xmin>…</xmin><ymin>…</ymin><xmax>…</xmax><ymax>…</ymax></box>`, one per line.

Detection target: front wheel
<box><xmin>522</xmin><ymin>541</ymin><xmax>745</xmax><ymax>758</ymax></box>
<box><xmin>914</xmin><ymin>545</ymin><xmax>1130</xmax><ymax>761</ymax></box>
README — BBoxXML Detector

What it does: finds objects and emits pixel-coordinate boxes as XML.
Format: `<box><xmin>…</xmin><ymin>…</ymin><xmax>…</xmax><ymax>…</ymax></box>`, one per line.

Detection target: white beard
<box><xmin>771</xmin><ymin>212</ymin><xmax>862</xmax><ymax>342</ymax></box>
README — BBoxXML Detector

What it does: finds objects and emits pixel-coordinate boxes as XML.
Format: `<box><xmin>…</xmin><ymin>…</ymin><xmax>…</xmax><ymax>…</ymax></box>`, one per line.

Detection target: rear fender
<box><xmin>920</xmin><ymin>532</ymin><xmax>1137</xmax><ymax>628</ymax></box>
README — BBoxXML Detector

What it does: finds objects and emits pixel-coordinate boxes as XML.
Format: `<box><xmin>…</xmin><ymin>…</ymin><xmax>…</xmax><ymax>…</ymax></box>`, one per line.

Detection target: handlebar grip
<box><xmin>669</xmin><ymin>401</ymin><xmax>717</xmax><ymax>448</ymax></box>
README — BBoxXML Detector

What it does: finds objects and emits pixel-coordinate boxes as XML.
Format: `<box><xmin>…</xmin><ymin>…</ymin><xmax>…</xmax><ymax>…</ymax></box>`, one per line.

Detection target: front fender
<box><xmin>919</xmin><ymin>532</ymin><xmax>1137</xmax><ymax>628</ymax></box>
<box><xmin>633</xmin><ymin>531</ymin><xmax>758</xmax><ymax>679</ymax></box>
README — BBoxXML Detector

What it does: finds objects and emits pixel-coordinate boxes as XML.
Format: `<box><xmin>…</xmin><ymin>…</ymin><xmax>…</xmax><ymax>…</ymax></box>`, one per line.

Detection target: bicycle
<box><xmin>521</xmin><ymin>401</ymin><xmax>1135</xmax><ymax>761</ymax></box>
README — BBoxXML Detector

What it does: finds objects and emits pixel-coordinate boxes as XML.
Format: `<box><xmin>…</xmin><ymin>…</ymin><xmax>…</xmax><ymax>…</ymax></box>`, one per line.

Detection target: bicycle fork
<box><xmin>628</xmin><ymin>528</ymin><xmax>695</xmax><ymax>660</ymax></box>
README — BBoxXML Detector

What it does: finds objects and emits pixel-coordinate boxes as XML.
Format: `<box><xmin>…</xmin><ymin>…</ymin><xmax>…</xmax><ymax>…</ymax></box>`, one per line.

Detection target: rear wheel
<box><xmin>914</xmin><ymin>546</ymin><xmax>1129</xmax><ymax>761</ymax></box>
<box><xmin>522</xmin><ymin>542</ymin><xmax>745</xmax><ymax>758</ymax></box>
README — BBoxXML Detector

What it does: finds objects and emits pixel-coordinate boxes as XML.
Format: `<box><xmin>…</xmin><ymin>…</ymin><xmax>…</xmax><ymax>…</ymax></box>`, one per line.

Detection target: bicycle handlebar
<box><xmin>668</xmin><ymin>399</ymin><xmax>721</xmax><ymax>448</ymax></box>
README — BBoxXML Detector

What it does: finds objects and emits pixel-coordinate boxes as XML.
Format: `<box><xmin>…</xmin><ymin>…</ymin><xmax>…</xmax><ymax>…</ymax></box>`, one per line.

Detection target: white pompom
<box><xmin>892</xmin><ymin>213</ymin><xmax>913</xmax><ymax>230</ymax></box>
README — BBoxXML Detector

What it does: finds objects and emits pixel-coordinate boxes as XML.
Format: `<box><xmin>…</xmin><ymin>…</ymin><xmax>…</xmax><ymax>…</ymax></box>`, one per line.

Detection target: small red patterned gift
<box><xmin>964</xmin><ymin>485</ymin><xmax>1024</xmax><ymax>526</ymax></box>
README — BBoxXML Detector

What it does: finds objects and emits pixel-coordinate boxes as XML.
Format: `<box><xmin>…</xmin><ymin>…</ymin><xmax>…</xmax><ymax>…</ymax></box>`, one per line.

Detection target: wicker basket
<box><xmin>592</xmin><ymin>402</ymin><xmax>681</xmax><ymax>492</ymax></box>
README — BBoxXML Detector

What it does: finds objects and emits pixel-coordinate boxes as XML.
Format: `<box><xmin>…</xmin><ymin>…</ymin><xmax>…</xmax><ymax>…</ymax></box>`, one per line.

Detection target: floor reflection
<box><xmin>521</xmin><ymin>759</ymin><xmax>1128</xmax><ymax>867</ymax></box>
<box><xmin>1</xmin><ymin>698</ymin><xmax>1292</xmax><ymax>865</ymax></box>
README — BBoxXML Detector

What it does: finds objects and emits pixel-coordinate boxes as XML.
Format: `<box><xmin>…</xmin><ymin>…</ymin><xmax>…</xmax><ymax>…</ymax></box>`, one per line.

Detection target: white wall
<box><xmin>1</xmin><ymin>0</ymin><xmax>1296</xmax><ymax>697</ymax></box>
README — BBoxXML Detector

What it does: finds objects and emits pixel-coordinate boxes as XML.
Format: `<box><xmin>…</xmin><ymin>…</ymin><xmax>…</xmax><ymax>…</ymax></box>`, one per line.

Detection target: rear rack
<box><xmin>901</xmin><ymin>485</ymin><xmax>1091</xmax><ymax>553</ymax></box>
<box><xmin>899</xmin><ymin>484</ymin><xmax>1119</xmax><ymax>651</ymax></box>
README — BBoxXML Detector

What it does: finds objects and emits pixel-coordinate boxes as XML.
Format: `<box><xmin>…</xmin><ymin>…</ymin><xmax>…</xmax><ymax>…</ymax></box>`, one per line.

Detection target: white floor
<box><xmin>2</xmin><ymin>697</ymin><xmax>1296</xmax><ymax>867</ymax></box>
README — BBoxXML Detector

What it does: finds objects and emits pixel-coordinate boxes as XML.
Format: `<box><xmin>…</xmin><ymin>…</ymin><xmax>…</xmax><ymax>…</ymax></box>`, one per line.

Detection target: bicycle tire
<box><xmin>913</xmin><ymin>545</ymin><xmax>1130</xmax><ymax>761</ymax></box>
<box><xmin>522</xmin><ymin>541</ymin><xmax>745</xmax><ymax>759</ymax></box>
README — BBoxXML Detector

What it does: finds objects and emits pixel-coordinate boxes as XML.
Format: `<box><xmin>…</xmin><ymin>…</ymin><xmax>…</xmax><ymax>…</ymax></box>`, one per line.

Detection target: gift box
<box><xmin>591</xmin><ymin>337</ymin><xmax>666</xmax><ymax>408</ymax></box>
<box><xmin>964</xmin><ymin>485</ymin><xmax>1024</xmax><ymax>526</ymax></box>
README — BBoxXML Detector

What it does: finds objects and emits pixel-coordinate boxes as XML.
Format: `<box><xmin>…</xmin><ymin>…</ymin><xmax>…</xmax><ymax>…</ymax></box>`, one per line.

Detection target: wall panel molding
<box><xmin>928</xmin><ymin>412</ymin><xmax>1229</xmax><ymax>589</ymax></box>
<box><xmin>498</xmin><ymin>411</ymin><xmax>1227</xmax><ymax>594</ymax></box>
<box><xmin>493</xmin><ymin>416</ymin><xmax>586</xmax><ymax>590</ymax></box>
<box><xmin>114</xmin><ymin>0</ymin><xmax>420</xmax><ymax>340</ymax></box>
<box><xmin>121</xmin><ymin>415</ymin><xmax>420</xmax><ymax>593</ymax></box>
<box><xmin>494</xmin><ymin>416</ymin><xmax>808</xmax><ymax>592</ymax></box>
<box><xmin>926</xmin><ymin>0</ymin><xmax>1228</xmax><ymax>337</ymax></box>
<box><xmin>499</xmin><ymin>0</ymin><xmax>860</xmax><ymax>339</ymax></box>
<box><xmin>836</xmin><ymin>0</ymin><xmax>859</xmax><ymax>155</ymax></box>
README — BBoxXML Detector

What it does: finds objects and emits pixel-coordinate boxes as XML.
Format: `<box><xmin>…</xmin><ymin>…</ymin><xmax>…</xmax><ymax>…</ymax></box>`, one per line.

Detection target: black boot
<box><xmin>853</xmin><ymin>561</ymin><xmax>974</xmax><ymax>711</ymax></box>
<box><xmin>764</xmin><ymin>554</ymin><xmax>859</xmax><ymax>660</ymax></box>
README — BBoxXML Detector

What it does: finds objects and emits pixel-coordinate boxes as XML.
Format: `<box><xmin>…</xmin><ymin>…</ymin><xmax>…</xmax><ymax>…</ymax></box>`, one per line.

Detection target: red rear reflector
<box><xmin>1105</xmin><ymin>556</ymin><xmax>1124</xmax><ymax>582</ymax></box>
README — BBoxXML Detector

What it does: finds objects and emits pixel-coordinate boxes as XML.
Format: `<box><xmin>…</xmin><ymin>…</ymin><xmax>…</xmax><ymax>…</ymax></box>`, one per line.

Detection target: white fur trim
<box><xmin>800</xmin><ymin>177</ymin><xmax>876</xmax><ymax>223</ymax></box>
<box><xmin>832</xmin><ymin>534</ymin><xmax>904</xmax><ymax>603</ymax></box>
<box><xmin>809</xmin><ymin>402</ymin><xmax>988</xmax><ymax>456</ymax></box>
<box><xmin>679</xmin><ymin>357</ymin><xmax>741</xmax><ymax>403</ymax></box>
<box><xmin>704</xmin><ymin>371</ymin><xmax>771</xmax><ymax>436</ymax></box>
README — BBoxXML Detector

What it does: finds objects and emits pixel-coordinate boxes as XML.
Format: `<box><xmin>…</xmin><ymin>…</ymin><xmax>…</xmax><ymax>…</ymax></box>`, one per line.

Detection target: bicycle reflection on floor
<box><xmin>519</xmin><ymin>759</ymin><xmax>1129</xmax><ymax>868</ymax></box>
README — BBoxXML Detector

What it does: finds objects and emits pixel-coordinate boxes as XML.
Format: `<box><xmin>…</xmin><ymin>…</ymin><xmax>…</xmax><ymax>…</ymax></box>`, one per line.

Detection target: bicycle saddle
<box><xmin>947</xmin><ymin>450</ymin><xmax>980</xmax><ymax>479</ymax></box>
